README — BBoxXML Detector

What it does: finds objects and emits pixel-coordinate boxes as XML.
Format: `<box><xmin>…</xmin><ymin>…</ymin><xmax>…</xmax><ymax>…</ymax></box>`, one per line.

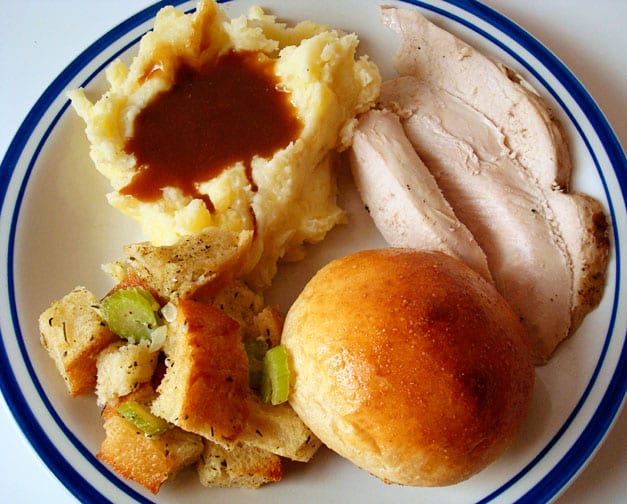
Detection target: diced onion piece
<box><xmin>117</xmin><ymin>400</ymin><xmax>170</xmax><ymax>437</ymax></box>
<box><xmin>149</xmin><ymin>325</ymin><xmax>167</xmax><ymax>353</ymax></box>
<box><xmin>261</xmin><ymin>344</ymin><xmax>290</xmax><ymax>405</ymax></box>
<box><xmin>161</xmin><ymin>302</ymin><xmax>177</xmax><ymax>323</ymax></box>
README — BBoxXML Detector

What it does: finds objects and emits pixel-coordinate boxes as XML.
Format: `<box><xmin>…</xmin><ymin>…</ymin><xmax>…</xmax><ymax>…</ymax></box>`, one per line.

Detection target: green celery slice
<box><xmin>101</xmin><ymin>287</ymin><xmax>161</xmax><ymax>343</ymax></box>
<box><xmin>261</xmin><ymin>344</ymin><xmax>290</xmax><ymax>405</ymax></box>
<box><xmin>117</xmin><ymin>400</ymin><xmax>170</xmax><ymax>437</ymax></box>
<box><xmin>244</xmin><ymin>338</ymin><xmax>268</xmax><ymax>390</ymax></box>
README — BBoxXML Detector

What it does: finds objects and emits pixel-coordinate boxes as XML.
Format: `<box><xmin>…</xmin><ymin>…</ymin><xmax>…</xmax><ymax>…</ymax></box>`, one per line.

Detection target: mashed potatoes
<box><xmin>69</xmin><ymin>0</ymin><xmax>381</xmax><ymax>287</ymax></box>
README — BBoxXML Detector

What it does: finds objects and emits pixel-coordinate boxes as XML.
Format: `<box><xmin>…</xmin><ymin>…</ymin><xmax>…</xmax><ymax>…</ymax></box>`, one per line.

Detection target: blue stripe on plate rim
<box><xmin>0</xmin><ymin>0</ymin><xmax>624</xmax><ymax>503</ymax></box>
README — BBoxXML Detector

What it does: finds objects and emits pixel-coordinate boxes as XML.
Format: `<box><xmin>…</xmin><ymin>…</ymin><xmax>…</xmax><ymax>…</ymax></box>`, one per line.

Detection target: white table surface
<box><xmin>1</xmin><ymin>1</ymin><xmax>625</xmax><ymax>502</ymax></box>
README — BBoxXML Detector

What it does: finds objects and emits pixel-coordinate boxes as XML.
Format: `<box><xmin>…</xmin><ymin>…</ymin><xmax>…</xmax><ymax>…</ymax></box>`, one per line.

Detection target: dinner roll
<box><xmin>282</xmin><ymin>248</ymin><xmax>534</xmax><ymax>486</ymax></box>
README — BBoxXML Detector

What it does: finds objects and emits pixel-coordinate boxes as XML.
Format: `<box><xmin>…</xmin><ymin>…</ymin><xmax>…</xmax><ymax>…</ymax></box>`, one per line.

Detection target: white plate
<box><xmin>0</xmin><ymin>1</ymin><xmax>625</xmax><ymax>503</ymax></box>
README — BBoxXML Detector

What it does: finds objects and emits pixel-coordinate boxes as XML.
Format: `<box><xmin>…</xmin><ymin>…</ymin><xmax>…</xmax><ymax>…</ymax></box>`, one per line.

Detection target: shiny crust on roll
<box><xmin>282</xmin><ymin>249</ymin><xmax>534</xmax><ymax>486</ymax></box>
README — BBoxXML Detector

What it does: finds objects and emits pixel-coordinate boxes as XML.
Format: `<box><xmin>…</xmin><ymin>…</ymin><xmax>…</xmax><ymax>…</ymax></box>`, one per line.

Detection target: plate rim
<box><xmin>0</xmin><ymin>1</ymin><xmax>625</xmax><ymax>503</ymax></box>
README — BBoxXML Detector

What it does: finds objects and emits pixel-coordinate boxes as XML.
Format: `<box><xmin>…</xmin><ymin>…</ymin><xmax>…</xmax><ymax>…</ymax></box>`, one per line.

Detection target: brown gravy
<box><xmin>122</xmin><ymin>50</ymin><xmax>302</xmax><ymax>210</ymax></box>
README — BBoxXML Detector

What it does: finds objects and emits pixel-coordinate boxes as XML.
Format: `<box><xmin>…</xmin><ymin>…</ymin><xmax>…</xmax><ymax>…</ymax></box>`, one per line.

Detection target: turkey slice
<box><xmin>378</xmin><ymin>7</ymin><xmax>609</xmax><ymax>363</ymax></box>
<box><xmin>350</xmin><ymin>108</ymin><xmax>492</xmax><ymax>282</ymax></box>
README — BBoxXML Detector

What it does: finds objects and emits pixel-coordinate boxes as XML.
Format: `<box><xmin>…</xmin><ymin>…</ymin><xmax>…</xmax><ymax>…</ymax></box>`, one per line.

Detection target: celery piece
<box><xmin>244</xmin><ymin>338</ymin><xmax>268</xmax><ymax>390</ymax></box>
<box><xmin>261</xmin><ymin>344</ymin><xmax>290</xmax><ymax>405</ymax></box>
<box><xmin>118</xmin><ymin>400</ymin><xmax>170</xmax><ymax>437</ymax></box>
<box><xmin>101</xmin><ymin>287</ymin><xmax>161</xmax><ymax>343</ymax></box>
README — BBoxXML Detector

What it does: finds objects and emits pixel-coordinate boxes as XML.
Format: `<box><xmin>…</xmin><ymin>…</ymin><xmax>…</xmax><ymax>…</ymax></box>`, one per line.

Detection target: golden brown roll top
<box><xmin>282</xmin><ymin>248</ymin><xmax>534</xmax><ymax>486</ymax></box>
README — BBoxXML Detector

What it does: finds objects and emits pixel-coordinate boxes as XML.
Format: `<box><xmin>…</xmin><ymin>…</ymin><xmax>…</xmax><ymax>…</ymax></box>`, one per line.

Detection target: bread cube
<box><xmin>212</xmin><ymin>281</ymin><xmax>283</xmax><ymax>346</ymax></box>
<box><xmin>239</xmin><ymin>397</ymin><xmax>321</xmax><ymax>462</ymax></box>
<box><xmin>151</xmin><ymin>299</ymin><xmax>250</xmax><ymax>444</ymax></box>
<box><xmin>96</xmin><ymin>340</ymin><xmax>159</xmax><ymax>406</ymax></box>
<box><xmin>39</xmin><ymin>286</ymin><xmax>118</xmax><ymax>396</ymax></box>
<box><xmin>123</xmin><ymin>228</ymin><xmax>252</xmax><ymax>300</ymax></box>
<box><xmin>98</xmin><ymin>385</ymin><xmax>204</xmax><ymax>494</ymax></box>
<box><xmin>212</xmin><ymin>280</ymin><xmax>265</xmax><ymax>338</ymax></box>
<box><xmin>197</xmin><ymin>440</ymin><xmax>282</xmax><ymax>489</ymax></box>
<box><xmin>253</xmin><ymin>305</ymin><xmax>283</xmax><ymax>347</ymax></box>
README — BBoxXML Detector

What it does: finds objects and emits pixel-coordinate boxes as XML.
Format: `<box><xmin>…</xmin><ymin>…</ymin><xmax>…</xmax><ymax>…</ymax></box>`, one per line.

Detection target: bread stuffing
<box><xmin>40</xmin><ymin>228</ymin><xmax>321</xmax><ymax>493</ymax></box>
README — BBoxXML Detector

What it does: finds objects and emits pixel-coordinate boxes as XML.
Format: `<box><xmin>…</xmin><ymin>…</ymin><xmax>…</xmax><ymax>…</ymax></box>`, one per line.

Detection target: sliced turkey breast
<box><xmin>381</xmin><ymin>6</ymin><xmax>572</xmax><ymax>192</ymax></box>
<box><xmin>548</xmin><ymin>192</ymin><xmax>610</xmax><ymax>334</ymax></box>
<box><xmin>378</xmin><ymin>7</ymin><xmax>610</xmax><ymax>364</ymax></box>
<box><xmin>350</xmin><ymin>109</ymin><xmax>492</xmax><ymax>282</ymax></box>
<box><xmin>382</xmin><ymin>78</ymin><xmax>572</xmax><ymax>362</ymax></box>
